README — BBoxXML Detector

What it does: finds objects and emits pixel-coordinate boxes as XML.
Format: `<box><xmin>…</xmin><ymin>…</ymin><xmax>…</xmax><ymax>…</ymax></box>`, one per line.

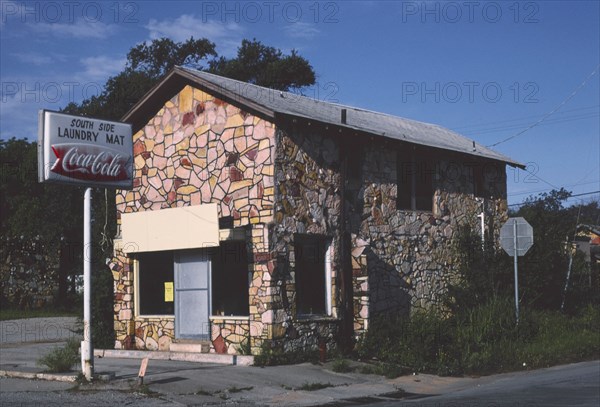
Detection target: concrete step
<box><xmin>169</xmin><ymin>342</ymin><xmax>210</xmax><ymax>353</ymax></box>
<box><xmin>93</xmin><ymin>349</ymin><xmax>253</xmax><ymax>366</ymax></box>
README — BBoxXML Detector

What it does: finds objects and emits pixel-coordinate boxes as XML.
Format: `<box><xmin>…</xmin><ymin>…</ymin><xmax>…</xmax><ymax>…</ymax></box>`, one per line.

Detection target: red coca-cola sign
<box><xmin>38</xmin><ymin>110</ymin><xmax>132</xmax><ymax>189</ymax></box>
<box><xmin>50</xmin><ymin>144</ymin><xmax>130</xmax><ymax>182</ymax></box>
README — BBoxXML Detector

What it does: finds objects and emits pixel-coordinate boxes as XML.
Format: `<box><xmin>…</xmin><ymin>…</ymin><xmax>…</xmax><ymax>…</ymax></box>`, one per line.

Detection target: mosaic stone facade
<box><xmin>111</xmin><ymin>83</ymin><xmax>509</xmax><ymax>355</ymax></box>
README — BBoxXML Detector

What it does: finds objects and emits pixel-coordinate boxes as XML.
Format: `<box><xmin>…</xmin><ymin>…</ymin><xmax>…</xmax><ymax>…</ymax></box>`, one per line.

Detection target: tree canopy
<box><xmin>63</xmin><ymin>37</ymin><xmax>316</xmax><ymax>121</ymax></box>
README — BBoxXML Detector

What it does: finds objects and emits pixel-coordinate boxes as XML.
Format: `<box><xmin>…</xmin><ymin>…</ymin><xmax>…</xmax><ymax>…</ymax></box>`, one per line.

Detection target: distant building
<box><xmin>109</xmin><ymin>67</ymin><xmax>522</xmax><ymax>355</ymax></box>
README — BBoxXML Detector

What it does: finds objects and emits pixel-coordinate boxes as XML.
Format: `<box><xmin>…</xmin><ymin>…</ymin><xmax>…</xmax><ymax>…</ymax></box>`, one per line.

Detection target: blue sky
<box><xmin>1</xmin><ymin>0</ymin><xmax>599</xmax><ymax>206</ymax></box>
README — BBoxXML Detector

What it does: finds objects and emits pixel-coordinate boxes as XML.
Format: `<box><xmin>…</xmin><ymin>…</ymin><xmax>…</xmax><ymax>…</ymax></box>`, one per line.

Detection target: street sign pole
<box><xmin>500</xmin><ymin>217</ymin><xmax>533</xmax><ymax>326</ymax></box>
<box><xmin>513</xmin><ymin>220</ymin><xmax>519</xmax><ymax>324</ymax></box>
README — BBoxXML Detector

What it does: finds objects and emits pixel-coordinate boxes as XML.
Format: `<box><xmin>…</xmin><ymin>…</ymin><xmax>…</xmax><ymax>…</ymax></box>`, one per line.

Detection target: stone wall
<box><xmin>110</xmin><ymin>84</ymin><xmax>276</xmax><ymax>352</ymax></box>
<box><xmin>267</xmin><ymin>127</ymin><xmax>508</xmax><ymax>348</ymax></box>
<box><xmin>348</xmin><ymin>139</ymin><xmax>508</xmax><ymax>318</ymax></box>
<box><xmin>268</xmin><ymin>126</ymin><xmax>344</xmax><ymax>352</ymax></box>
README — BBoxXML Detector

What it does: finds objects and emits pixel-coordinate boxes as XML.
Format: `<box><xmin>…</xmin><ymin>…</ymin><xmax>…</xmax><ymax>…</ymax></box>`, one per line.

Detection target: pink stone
<box><xmin>213</xmin><ymin>185</ymin><xmax>225</xmax><ymax>201</ymax></box>
<box><xmin>190</xmin><ymin>191</ymin><xmax>201</xmax><ymax>205</ymax></box>
<box><xmin>189</xmin><ymin>170</ymin><xmax>202</xmax><ymax>188</ymax></box>
<box><xmin>229</xmin><ymin>167</ymin><xmax>243</xmax><ymax>181</ymax></box>
<box><xmin>207</xmin><ymin>109</ymin><xmax>216</xmax><ymax>124</ymax></box>
<box><xmin>173</xmin><ymin>130</ymin><xmax>184</xmax><ymax>144</ymax></box>
<box><xmin>148</xmin><ymin>175</ymin><xmax>162</xmax><ymax>191</ymax></box>
<box><xmin>162</xmin><ymin>109</ymin><xmax>171</xmax><ymax>127</ymax></box>
<box><xmin>163</xmin><ymin>178</ymin><xmax>173</xmax><ymax>192</ymax></box>
<box><xmin>145</xmin><ymin>125</ymin><xmax>156</xmax><ymax>139</ymax></box>
<box><xmin>255</xmin><ymin>148</ymin><xmax>270</xmax><ymax>165</ymax></box>
<box><xmin>155</xmin><ymin>129</ymin><xmax>164</xmax><ymax>144</ymax></box>
<box><xmin>213</xmin><ymin>335</ymin><xmax>227</xmax><ymax>354</ymax></box>
<box><xmin>207</xmin><ymin>148</ymin><xmax>217</xmax><ymax>164</ymax></box>
<box><xmin>246</xmin><ymin>148</ymin><xmax>258</xmax><ymax>161</ymax></box>
<box><xmin>182</xmin><ymin>111</ymin><xmax>195</xmax><ymax>126</ymax></box>
<box><xmin>133</xmin><ymin>140</ymin><xmax>145</xmax><ymax>155</ymax></box>
<box><xmin>197</xmin><ymin>132</ymin><xmax>208</xmax><ymax>148</ymax></box>
<box><xmin>245</xmin><ymin>126</ymin><xmax>253</xmax><ymax>136</ymax></box>
<box><xmin>175</xmin><ymin>166</ymin><xmax>191</xmax><ymax>179</ymax></box>
<box><xmin>154</xmin><ymin>155</ymin><xmax>168</xmax><ymax>169</ymax></box>
<box><xmin>200</xmin><ymin>182</ymin><xmax>212</xmax><ymax>197</ymax></box>
<box><xmin>234</xmin><ymin>136</ymin><xmax>247</xmax><ymax>152</ymax></box>
<box><xmin>221</xmin><ymin>128</ymin><xmax>234</xmax><ymax>143</ymax></box>
<box><xmin>154</xmin><ymin>143</ymin><xmax>165</xmax><ymax>157</ymax></box>
<box><xmin>184</xmin><ymin>125</ymin><xmax>195</xmax><ymax>137</ymax></box>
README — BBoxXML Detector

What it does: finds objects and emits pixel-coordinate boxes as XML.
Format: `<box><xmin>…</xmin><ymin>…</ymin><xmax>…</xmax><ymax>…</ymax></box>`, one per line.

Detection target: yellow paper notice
<box><xmin>164</xmin><ymin>282</ymin><xmax>174</xmax><ymax>302</ymax></box>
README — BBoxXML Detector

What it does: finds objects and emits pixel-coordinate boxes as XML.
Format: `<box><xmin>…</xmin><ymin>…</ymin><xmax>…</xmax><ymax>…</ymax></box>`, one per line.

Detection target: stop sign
<box><xmin>500</xmin><ymin>217</ymin><xmax>534</xmax><ymax>257</ymax></box>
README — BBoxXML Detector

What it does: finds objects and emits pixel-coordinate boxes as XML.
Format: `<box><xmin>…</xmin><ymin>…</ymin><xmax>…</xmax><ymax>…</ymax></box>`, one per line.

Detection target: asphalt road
<box><xmin>371</xmin><ymin>360</ymin><xmax>600</xmax><ymax>407</ymax></box>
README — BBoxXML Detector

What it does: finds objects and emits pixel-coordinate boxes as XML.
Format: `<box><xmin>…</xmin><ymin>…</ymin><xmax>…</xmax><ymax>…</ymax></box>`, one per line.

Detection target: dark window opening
<box><xmin>211</xmin><ymin>241</ymin><xmax>250</xmax><ymax>316</ymax></box>
<box><xmin>397</xmin><ymin>147</ymin><xmax>435</xmax><ymax>211</ymax></box>
<box><xmin>295</xmin><ymin>234</ymin><xmax>328</xmax><ymax>316</ymax></box>
<box><xmin>346</xmin><ymin>145</ymin><xmax>362</xmax><ymax>180</ymax></box>
<box><xmin>137</xmin><ymin>251</ymin><xmax>174</xmax><ymax>315</ymax></box>
<box><xmin>219</xmin><ymin>216</ymin><xmax>234</xmax><ymax>229</ymax></box>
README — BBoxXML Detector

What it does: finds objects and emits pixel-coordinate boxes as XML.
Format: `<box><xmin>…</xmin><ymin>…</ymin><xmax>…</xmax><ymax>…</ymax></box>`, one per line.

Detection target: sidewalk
<box><xmin>1</xmin><ymin>339</ymin><xmax>478</xmax><ymax>406</ymax></box>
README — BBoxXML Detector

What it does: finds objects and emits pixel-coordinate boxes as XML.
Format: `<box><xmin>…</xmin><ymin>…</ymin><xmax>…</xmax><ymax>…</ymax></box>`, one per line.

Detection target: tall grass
<box><xmin>357</xmin><ymin>298</ymin><xmax>599</xmax><ymax>376</ymax></box>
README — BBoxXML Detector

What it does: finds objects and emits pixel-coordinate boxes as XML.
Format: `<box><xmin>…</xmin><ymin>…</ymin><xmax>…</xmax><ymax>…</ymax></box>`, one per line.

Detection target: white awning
<box><xmin>121</xmin><ymin>204</ymin><xmax>220</xmax><ymax>253</ymax></box>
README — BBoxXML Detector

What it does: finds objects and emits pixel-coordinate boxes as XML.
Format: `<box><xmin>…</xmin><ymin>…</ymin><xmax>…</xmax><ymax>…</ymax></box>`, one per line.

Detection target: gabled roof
<box><xmin>123</xmin><ymin>66</ymin><xmax>524</xmax><ymax>168</ymax></box>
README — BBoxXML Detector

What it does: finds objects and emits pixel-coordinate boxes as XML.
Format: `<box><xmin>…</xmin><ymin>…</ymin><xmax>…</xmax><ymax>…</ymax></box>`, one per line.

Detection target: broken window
<box><xmin>136</xmin><ymin>251</ymin><xmax>174</xmax><ymax>316</ymax></box>
<box><xmin>397</xmin><ymin>146</ymin><xmax>436</xmax><ymax>211</ymax></box>
<box><xmin>211</xmin><ymin>241</ymin><xmax>250</xmax><ymax>316</ymax></box>
<box><xmin>294</xmin><ymin>234</ymin><xmax>331</xmax><ymax>316</ymax></box>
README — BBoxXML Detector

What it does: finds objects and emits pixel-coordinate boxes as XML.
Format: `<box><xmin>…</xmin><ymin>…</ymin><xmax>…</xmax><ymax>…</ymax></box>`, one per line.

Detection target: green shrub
<box><xmin>331</xmin><ymin>358</ymin><xmax>353</xmax><ymax>373</ymax></box>
<box><xmin>254</xmin><ymin>341</ymin><xmax>319</xmax><ymax>367</ymax></box>
<box><xmin>37</xmin><ymin>338</ymin><xmax>80</xmax><ymax>373</ymax></box>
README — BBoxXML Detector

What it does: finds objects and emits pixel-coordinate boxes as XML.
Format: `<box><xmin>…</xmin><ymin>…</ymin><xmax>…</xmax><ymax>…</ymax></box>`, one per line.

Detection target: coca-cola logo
<box><xmin>50</xmin><ymin>143</ymin><xmax>130</xmax><ymax>182</ymax></box>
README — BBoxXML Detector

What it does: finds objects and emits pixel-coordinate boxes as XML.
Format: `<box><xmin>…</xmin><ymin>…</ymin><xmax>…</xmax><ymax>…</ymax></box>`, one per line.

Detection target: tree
<box><xmin>208</xmin><ymin>39</ymin><xmax>316</xmax><ymax>91</ymax></box>
<box><xmin>513</xmin><ymin>189</ymin><xmax>599</xmax><ymax>310</ymax></box>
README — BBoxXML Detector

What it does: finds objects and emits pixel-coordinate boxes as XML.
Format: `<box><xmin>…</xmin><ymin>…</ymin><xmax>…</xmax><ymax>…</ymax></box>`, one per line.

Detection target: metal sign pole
<box><xmin>82</xmin><ymin>187</ymin><xmax>94</xmax><ymax>380</ymax></box>
<box><xmin>513</xmin><ymin>220</ymin><xmax>519</xmax><ymax>324</ymax></box>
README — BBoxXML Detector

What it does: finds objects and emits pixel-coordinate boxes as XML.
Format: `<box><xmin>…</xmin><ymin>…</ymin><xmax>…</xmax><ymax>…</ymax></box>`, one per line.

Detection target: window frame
<box><xmin>397</xmin><ymin>146</ymin><xmax>436</xmax><ymax>212</ymax></box>
<box><xmin>134</xmin><ymin>251</ymin><xmax>175</xmax><ymax>318</ymax></box>
<box><xmin>294</xmin><ymin>233</ymin><xmax>333</xmax><ymax>318</ymax></box>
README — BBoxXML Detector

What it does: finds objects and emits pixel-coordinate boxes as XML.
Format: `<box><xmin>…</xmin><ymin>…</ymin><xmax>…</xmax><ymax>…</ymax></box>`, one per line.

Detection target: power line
<box><xmin>454</xmin><ymin>105</ymin><xmax>599</xmax><ymax>131</ymax></box>
<box><xmin>488</xmin><ymin>64</ymin><xmax>600</xmax><ymax>148</ymax></box>
<box><xmin>508</xmin><ymin>190</ymin><xmax>600</xmax><ymax>207</ymax></box>
<box><xmin>464</xmin><ymin>112</ymin><xmax>599</xmax><ymax>136</ymax></box>
<box><xmin>509</xmin><ymin>180</ymin><xmax>600</xmax><ymax>197</ymax></box>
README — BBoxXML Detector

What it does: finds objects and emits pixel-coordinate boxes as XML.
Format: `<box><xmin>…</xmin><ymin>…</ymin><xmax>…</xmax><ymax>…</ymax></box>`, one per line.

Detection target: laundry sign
<box><xmin>38</xmin><ymin>110</ymin><xmax>133</xmax><ymax>189</ymax></box>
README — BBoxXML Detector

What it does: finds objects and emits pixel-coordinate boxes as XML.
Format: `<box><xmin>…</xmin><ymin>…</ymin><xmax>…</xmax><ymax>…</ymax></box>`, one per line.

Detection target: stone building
<box><xmin>109</xmin><ymin>67</ymin><xmax>522</xmax><ymax>355</ymax></box>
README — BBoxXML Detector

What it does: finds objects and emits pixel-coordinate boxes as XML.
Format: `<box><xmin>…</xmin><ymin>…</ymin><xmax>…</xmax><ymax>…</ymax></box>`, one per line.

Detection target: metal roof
<box><xmin>124</xmin><ymin>66</ymin><xmax>523</xmax><ymax>167</ymax></box>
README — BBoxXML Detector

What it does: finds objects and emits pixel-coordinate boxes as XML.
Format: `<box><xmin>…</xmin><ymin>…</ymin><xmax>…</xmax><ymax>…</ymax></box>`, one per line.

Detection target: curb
<box><xmin>94</xmin><ymin>349</ymin><xmax>254</xmax><ymax>366</ymax></box>
<box><xmin>0</xmin><ymin>369</ymin><xmax>77</xmax><ymax>382</ymax></box>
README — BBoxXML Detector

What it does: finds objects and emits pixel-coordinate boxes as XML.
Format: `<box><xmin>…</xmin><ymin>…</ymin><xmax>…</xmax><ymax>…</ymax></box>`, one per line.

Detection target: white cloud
<box><xmin>79</xmin><ymin>56</ymin><xmax>126</xmax><ymax>81</ymax></box>
<box><xmin>283</xmin><ymin>22</ymin><xmax>320</xmax><ymax>40</ymax></box>
<box><xmin>11</xmin><ymin>52</ymin><xmax>53</xmax><ymax>66</ymax></box>
<box><xmin>30</xmin><ymin>19</ymin><xmax>113</xmax><ymax>39</ymax></box>
<box><xmin>145</xmin><ymin>14</ymin><xmax>243</xmax><ymax>56</ymax></box>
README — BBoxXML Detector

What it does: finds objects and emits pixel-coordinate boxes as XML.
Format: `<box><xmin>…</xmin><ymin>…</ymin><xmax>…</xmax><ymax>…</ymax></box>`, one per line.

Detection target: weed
<box><xmin>37</xmin><ymin>338</ymin><xmax>80</xmax><ymax>373</ymax></box>
<box><xmin>235</xmin><ymin>339</ymin><xmax>251</xmax><ymax>355</ymax></box>
<box><xmin>254</xmin><ymin>341</ymin><xmax>319</xmax><ymax>366</ymax></box>
<box><xmin>228</xmin><ymin>385</ymin><xmax>254</xmax><ymax>393</ymax></box>
<box><xmin>299</xmin><ymin>382</ymin><xmax>333</xmax><ymax>391</ymax></box>
<box><xmin>195</xmin><ymin>388</ymin><xmax>212</xmax><ymax>396</ymax></box>
<box><xmin>331</xmin><ymin>358</ymin><xmax>354</xmax><ymax>373</ymax></box>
